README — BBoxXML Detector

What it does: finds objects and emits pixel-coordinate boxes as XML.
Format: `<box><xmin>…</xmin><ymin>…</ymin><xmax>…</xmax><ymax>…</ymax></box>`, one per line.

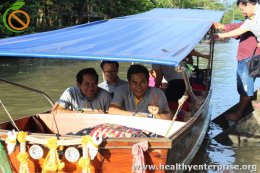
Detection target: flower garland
<box><xmin>42</xmin><ymin>137</ymin><xmax>64</xmax><ymax>173</ymax></box>
<box><xmin>4</xmin><ymin>131</ymin><xmax>102</xmax><ymax>173</ymax></box>
<box><xmin>78</xmin><ymin>135</ymin><xmax>92</xmax><ymax>173</ymax></box>
<box><xmin>17</xmin><ymin>131</ymin><xmax>30</xmax><ymax>173</ymax></box>
<box><xmin>5</xmin><ymin>130</ymin><xmax>18</xmax><ymax>154</ymax></box>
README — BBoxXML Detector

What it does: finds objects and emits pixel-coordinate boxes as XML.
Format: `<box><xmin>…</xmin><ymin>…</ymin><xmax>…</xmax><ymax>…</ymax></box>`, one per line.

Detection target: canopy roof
<box><xmin>0</xmin><ymin>8</ymin><xmax>223</xmax><ymax>66</ymax></box>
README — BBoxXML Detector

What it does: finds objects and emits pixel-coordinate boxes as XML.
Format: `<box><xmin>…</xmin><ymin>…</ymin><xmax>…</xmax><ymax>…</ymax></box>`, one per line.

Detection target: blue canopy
<box><xmin>0</xmin><ymin>8</ymin><xmax>223</xmax><ymax>66</ymax></box>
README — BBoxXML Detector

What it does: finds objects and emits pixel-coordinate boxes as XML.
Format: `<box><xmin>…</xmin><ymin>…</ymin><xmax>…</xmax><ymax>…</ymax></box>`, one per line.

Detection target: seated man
<box><xmin>108</xmin><ymin>64</ymin><xmax>171</xmax><ymax>120</ymax></box>
<box><xmin>98</xmin><ymin>61</ymin><xmax>127</xmax><ymax>97</ymax></box>
<box><xmin>53</xmin><ymin>68</ymin><xmax>111</xmax><ymax>113</ymax></box>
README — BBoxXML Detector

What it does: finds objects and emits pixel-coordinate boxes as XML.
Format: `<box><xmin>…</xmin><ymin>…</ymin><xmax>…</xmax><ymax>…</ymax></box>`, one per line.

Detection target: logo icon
<box><xmin>3</xmin><ymin>0</ymin><xmax>30</xmax><ymax>33</ymax></box>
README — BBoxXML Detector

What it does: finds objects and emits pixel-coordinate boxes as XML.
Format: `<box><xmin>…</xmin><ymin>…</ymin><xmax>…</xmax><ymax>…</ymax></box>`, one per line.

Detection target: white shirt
<box><xmin>152</xmin><ymin>64</ymin><xmax>191</xmax><ymax>81</ymax></box>
<box><xmin>98</xmin><ymin>78</ymin><xmax>128</xmax><ymax>94</ymax></box>
<box><xmin>241</xmin><ymin>3</ymin><xmax>260</xmax><ymax>42</ymax></box>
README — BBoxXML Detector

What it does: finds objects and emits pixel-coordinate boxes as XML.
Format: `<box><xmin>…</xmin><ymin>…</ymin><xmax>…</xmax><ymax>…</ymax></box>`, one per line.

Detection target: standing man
<box><xmin>214</xmin><ymin>7</ymin><xmax>260</xmax><ymax>121</ymax></box>
<box><xmin>108</xmin><ymin>64</ymin><xmax>171</xmax><ymax>120</ymax></box>
<box><xmin>53</xmin><ymin>68</ymin><xmax>111</xmax><ymax>113</ymax></box>
<box><xmin>98</xmin><ymin>61</ymin><xmax>127</xmax><ymax>97</ymax></box>
<box><xmin>216</xmin><ymin>0</ymin><xmax>260</xmax><ymax>47</ymax></box>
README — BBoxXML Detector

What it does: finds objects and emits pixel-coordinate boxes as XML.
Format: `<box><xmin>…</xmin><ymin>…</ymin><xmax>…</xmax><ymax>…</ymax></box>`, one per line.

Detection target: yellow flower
<box><xmin>17</xmin><ymin>131</ymin><xmax>28</xmax><ymax>143</ymax></box>
<box><xmin>81</xmin><ymin>135</ymin><xmax>92</xmax><ymax>145</ymax></box>
<box><xmin>78</xmin><ymin>157</ymin><xmax>90</xmax><ymax>168</ymax></box>
<box><xmin>17</xmin><ymin>152</ymin><xmax>29</xmax><ymax>164</ymax></box>
<box><xmin>46</xmin><ymin>137</ymin><xmax>58</xmax><ymax>149</ymax></box>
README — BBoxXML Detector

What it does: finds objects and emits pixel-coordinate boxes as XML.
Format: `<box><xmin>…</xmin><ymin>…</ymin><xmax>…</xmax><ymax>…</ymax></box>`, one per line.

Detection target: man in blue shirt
<box><xmin>53</xmin><ymin>68</ymin><xmax>111</xmax><ymax>113</ymax></box>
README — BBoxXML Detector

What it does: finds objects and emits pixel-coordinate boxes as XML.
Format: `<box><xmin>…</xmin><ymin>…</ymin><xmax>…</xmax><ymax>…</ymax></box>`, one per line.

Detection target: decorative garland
<box><xmin>3</xmin><ymin>131</ymin><xmax>102</xmax><ymax>173</ymax></box>
<box><xmin>78</xmin><ymin>135</ymin><xmax>92</xmax><ymax>173</ymax></box>
<box><xmin>17</xmin><ymin>131</ymin><xmax>30</xmax><ymax>173</ymax></box>
<box><xmin>5</xmin><ymin>130</ymin><xmax>17</xmax><ymax>154</ymax></box>
<box><xmin>42</xmin><ymin>137</ymin><xmax>64</xmax><ymax>173</ymax></box>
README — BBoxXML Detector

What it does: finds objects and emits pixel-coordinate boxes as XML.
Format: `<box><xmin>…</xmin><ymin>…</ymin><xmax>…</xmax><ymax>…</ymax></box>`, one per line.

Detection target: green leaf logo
<box><xmin>11</xmin><ymin>2</ymin><xmax>25</xmax><ymax>11</ymax></box>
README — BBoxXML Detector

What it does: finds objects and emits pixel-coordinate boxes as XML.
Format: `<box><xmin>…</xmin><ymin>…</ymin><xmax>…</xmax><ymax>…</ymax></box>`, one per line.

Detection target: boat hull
<box><xmin>0</xmin><ymin>91</ymin><xmax>211</xmax><ymax>173</ymax></box>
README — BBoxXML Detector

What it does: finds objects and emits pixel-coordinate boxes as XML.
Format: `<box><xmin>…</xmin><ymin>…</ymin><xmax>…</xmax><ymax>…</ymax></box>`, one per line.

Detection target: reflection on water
<box><xmin>194</xmin><ymin>39</ymin><xmax>260</xmax><ymax>173</ymax></box>
<box><xmin>0</xmin><ymin>83</ymin><xmax>51</xmax><ymax>120</ymax></box>
<box><xmin>0</xmin><ymin>40</ymin><xmax>259</xmax><ymax>172</ymax></box>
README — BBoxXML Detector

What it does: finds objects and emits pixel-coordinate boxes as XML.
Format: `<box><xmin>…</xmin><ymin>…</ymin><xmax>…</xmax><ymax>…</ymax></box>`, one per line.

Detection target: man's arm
<box><xmin>190</xmin><ymin>50</ymin><xmax>210</xmax><ymax>60</ymax></box>
<box><xmin>154</xmin><ymin>112</ymin><xmax>171</xmax><ymax>120</ymax></box>
<box><xmin>108</xmin><ymin>104</ymin><xmax>147</xmax><ymax>117</ymax></box>
<box><xmin>51</xmin><ymin>103</ymin><xmax>72</xmax><ymax>113</ymax></box>
<box><xmin>213</xmin><ymin>22</ymin><xmax>243</xmax><ymax>31</ymax></box>
<box><xmin>52</xmin><ymin>103</ymin><xmax>103</xmax><ymax>114</ymax></box>
<box><xmin>109</xmin><ymin>104</ymin><xmax>171</xmax><ymax>120</ymax></box>
<box><xmin>213</xmin><ymin>22</ymin><xmax>246</xmax><ymax>39</ymax></box>
<box><xmin>108</xmin><ymin>104</ymin><xmax>133</xmax><ymax>116</ymax></box>
<box><xmin>217</xmin><ymin>27</ymin><xmax>247</xmax><ymax>39</ymax></box>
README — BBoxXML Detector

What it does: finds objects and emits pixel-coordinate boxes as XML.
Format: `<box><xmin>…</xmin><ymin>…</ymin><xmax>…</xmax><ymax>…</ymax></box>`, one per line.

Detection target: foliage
<box><xmin>0</xmin><ymin>0</ymin><xmax>227</xmax><ymax>38</ymax></box>
<box><xmin>155</xmin><ymin>0</ymin><xmax>224</xmax><ymax>10</ymax></box>
<box><xmin>222</xmin><ymin>6</ymin><xmax>245</xmax><ymax>24</ymax></box>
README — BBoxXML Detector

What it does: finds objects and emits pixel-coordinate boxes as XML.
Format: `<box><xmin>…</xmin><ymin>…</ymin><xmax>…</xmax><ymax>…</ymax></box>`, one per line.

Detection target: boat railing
<box><xmin>0</xmin><ymin>78</ymin><xmax>54</xmax><ymax>107</ymax></box>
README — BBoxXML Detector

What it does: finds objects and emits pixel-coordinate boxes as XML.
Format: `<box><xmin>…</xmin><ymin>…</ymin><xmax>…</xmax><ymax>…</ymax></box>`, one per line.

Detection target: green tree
<box><xmin>222</xmin><ymin>6</ymin><xmax>245</xmax><ymax>24</ymax></box>
<box><xmin>1</xmin><ymin>0</ymin><xmax>228</xmax><ymax>38</ymax></box>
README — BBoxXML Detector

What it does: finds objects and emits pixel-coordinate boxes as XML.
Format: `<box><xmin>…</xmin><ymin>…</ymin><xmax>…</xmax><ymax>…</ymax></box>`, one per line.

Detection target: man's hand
<box><xmin>212</xmin><ymin>22</ymin><xmax>225</xmax><ymax>30</ymax></box>
<box><xmin>148</xmin><ymin>105</ymin><xmax>159</xmax><ymax>116</ymax></box>
<box><xmin>213</xmin><ymin>33</ymin><xmax>221</xmax><ymax>39</ymax></box>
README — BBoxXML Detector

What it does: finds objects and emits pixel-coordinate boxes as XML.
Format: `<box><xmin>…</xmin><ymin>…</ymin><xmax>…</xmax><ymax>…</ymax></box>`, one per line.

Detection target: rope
<box><xmin>0</xmin><ymin>99</ymin><xmax>19</xmax><ymax>131</ymax></box>
<box><xmin>50</xmin><ymin>104</ymin><xmax>61</xmax><ymax>137</ymax></box>
<box><xmin>164</xmin><ymin>95</ymin><xmax>188</xmax><ymax>138</ymax></box>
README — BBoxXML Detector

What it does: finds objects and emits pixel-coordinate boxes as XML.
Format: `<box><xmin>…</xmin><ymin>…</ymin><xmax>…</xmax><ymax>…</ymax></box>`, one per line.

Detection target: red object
<box><xmin>168</xmin><ymin>101</ymin><xmax>189</xmax><ymax>121</ymax></box>
<box><xmin>225</xmin><ymin>23</ymin><xmax>260</xmax><ymax>60</ymax></box>
<box><xmin>191</xmin><ymin>83</ymin><xmax>206</xmax><ymax>91</ymax></box>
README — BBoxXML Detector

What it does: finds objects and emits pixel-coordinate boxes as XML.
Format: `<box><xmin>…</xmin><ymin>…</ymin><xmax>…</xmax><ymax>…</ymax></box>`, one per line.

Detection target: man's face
<box><xmin>78</xmin><ymin>74</ymin><xmax>98</xmax><ymax>97</ymax></box>
<box><xmin>102</xmin><ymin>63</ymin><xmax>118</xmax><ymax>83</ymax></box>
<box><xmin>129</xmin><ymin>73</ymin><xmax>148</xmax><ymax>99</ymax></box>
<box><xmin>239</xmin><ymin>3</ymin><xmax>255</xmax><ymax>17</ymax></box>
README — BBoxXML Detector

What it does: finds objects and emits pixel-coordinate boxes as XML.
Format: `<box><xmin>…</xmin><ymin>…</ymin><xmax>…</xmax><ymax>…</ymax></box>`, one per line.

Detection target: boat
<box><xmin>0</xmin><ymin>8</ymin><xmax>223</xmax><ymax>173</ymax></box>
<box><xmin>202</xmin><ymin>35</ymin><xmax>230</xmax><ymax>44</ymax></box>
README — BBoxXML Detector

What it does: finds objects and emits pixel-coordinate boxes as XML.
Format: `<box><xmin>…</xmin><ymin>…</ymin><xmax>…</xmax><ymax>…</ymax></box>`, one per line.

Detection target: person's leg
<box><xmin>165</xmin><ymin>80</ymin><xmax>185</xmax><ymax>101</ymax></box>
<box><xmin>226</xmin><ymin>95</ymin><xmax>251</xmax><ymax>121</ymax></box>
<box><xmin>252</xmin><ymin>89</ymin><xmax>260</xmax><ymax>108</ymax></box>
<box><xmin>253</xmin><ymin>102</ymin><xmax>260</xmax><ymax>108</ymax></box>
<box><xmin>226</xmin><ymin>59</ymin><xmax>255</xmax><ymax>121</ymax></box>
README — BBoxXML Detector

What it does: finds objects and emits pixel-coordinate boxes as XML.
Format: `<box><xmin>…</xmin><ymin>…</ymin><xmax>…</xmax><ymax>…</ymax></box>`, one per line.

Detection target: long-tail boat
<box><xmin>0</xmin><ymin>8</ymin><xmax>223</xmax><ymax>173</ymax></box>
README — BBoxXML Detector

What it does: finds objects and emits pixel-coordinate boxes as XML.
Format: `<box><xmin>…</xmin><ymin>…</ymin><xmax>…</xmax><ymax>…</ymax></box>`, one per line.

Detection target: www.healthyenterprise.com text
<box><xmin>133</xmin><ymin>163</ymin><xmax>257</xmax><ymax>172</ymax></box>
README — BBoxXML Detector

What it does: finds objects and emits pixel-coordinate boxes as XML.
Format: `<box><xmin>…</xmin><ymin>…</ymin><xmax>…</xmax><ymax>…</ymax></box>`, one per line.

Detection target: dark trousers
<box><xmin>165</xmin><ymin>79</ymin><xmax>185</xmax><ymax>101</ymax></box>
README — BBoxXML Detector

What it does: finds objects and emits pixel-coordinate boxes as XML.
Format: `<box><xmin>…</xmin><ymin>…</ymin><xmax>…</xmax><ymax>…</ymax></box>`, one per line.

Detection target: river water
<box><xmin>193</xmin><ymin>39</ymin><xmax>260</xmax><ymax>173</ymax></box>
<box><xmin>0</xmin><ymin>39</ymin><xmax>259</xmax><ymax>172</ymax></box>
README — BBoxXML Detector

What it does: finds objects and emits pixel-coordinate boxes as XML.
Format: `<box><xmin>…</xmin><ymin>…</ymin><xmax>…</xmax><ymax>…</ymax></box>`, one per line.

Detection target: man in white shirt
<box><xmin>217</xmin><ymin>0</ymin><xmax>260</xmax><ymax>47</ymax></box>
<box><xmin>98</xmin><ymin>61</ymin><xmax>127</xmax><ymax>97</ymax></box>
